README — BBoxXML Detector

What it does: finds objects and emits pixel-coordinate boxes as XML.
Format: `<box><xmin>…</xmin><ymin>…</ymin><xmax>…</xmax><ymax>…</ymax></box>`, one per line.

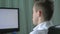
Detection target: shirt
<box><xmin>29</xmin><ymin>21</ymin><xmax>53</xmax><ymax>34</ymax></box>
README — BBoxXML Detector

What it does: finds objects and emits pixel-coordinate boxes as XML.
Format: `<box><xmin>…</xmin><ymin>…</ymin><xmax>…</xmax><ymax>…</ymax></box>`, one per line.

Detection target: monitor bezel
<box><xmin>0</xmin><ymin>7</ymin><xmax>20</xmax><ymax>33</ymax></box>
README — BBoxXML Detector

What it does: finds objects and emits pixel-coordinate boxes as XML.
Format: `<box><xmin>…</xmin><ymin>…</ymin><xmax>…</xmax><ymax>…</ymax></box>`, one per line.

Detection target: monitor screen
<box><xmin>0</xmin><ymin>8</ymin><xmax>19</xmax><ymax>33</ymax></box>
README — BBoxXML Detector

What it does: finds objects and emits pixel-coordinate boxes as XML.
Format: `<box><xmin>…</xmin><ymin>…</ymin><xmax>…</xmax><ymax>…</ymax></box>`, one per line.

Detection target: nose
<box><xmin>32</xmin><ymin>14</ymin><xmax>33</xmax><ymax>18</ymax></box>
<box><xmin>32</xmin><ymin>15</ymin><xmax>33</xmax><ymax>19</ymax></box>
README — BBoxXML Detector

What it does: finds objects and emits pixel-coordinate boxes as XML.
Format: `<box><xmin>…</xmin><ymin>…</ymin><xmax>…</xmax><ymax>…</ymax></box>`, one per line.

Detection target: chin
<box><xmin>33</xmin><ymin>19</ymin><xmax>37</xmax><ymax>25</ymax></box>
<box><xmin>33</xmin><ymin>22</ymin><xmax>37</xmax><ymax>25</ymax></box>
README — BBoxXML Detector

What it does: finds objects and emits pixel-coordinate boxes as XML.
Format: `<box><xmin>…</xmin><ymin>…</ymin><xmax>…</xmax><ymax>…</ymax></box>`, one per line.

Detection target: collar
<box><xmin>33</xmin><ymin>21</ymin><xmax>53</xmax><ymax>31</ymax></box>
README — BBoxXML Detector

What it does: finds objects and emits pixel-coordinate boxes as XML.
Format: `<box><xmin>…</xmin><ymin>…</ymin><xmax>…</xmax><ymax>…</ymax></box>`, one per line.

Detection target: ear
<box><xmin>39</xmin><ymin>10</ymin><xmax>42</xmax><ymax>16</ymax></box>
<box><xmin>37</xmin><ymin>10</ymin><xmax>42</xmax><ymax>17</ymax></box>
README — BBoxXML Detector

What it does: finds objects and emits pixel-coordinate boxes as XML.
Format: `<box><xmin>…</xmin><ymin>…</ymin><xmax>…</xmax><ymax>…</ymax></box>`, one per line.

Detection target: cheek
<box><xmin>33</xmin><ymin>13</ymin><xmax>38</xmax><ymax>21</ymax></box>
<box><xmin>33</xmin><ymin>13</ymin><xmax>36</xmax><ymax>19</ymax></box>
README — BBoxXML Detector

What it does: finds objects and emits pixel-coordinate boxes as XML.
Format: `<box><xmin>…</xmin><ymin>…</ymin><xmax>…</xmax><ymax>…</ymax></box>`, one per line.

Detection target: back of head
<box><xmin>34</xmin><ymin>0</ymin><xmax>54</xmax><ymax>21</ymax></box>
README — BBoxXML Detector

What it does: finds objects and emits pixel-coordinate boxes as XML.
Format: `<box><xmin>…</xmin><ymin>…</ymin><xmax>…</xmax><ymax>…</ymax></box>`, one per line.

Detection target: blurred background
<box><xmin>0</xmin><ymin>0</ymin><xmax>60</xmax><ymax>34</ymax></box>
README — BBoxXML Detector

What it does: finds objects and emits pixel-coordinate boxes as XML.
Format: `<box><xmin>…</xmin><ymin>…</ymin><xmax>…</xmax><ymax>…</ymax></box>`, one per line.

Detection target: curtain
<box><xmin>52</xmin><ymin>0</ymin><xmax>60</xmax><ymax>25</ymax></box>
<box><xmin>0</xmin><ymin>0</ymin><xmax>34</xmax><ymax>34</ymax></box>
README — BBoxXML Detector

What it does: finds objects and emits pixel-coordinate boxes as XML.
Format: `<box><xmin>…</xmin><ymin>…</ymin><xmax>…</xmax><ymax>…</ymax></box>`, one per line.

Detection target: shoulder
<box><xmin>29</xmin><ymin>29</ymin><xmax>48</xmax><ymax>34</ymax></box>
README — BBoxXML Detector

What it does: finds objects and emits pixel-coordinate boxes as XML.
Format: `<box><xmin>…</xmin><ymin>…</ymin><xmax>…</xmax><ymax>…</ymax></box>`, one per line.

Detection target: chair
<box><xmin>48</xmin><ymin>25</ymin><xmax>60</xmax><ymax>34</ymax></box>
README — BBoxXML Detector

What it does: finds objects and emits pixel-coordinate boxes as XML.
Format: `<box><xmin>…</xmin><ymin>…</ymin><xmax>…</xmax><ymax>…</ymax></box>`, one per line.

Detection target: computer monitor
<box><xmin>0</xmin><ymin>8</ymin><xmax>19</xmax><ymax>33</ymax></box>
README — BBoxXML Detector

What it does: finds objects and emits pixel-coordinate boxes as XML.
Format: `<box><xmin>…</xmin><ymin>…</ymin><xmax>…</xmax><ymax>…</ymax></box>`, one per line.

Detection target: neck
<box><xmin>37</xmin><ymin>18</ymin><xmax>45</xmax><ymax>25</ymax></box>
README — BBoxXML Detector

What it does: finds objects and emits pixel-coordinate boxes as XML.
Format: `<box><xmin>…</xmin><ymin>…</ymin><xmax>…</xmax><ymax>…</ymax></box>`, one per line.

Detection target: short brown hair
<box><xmin>34</xmin><ymin>0</ymin><xmax>54</xmax><ymax>21</ymax></box>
